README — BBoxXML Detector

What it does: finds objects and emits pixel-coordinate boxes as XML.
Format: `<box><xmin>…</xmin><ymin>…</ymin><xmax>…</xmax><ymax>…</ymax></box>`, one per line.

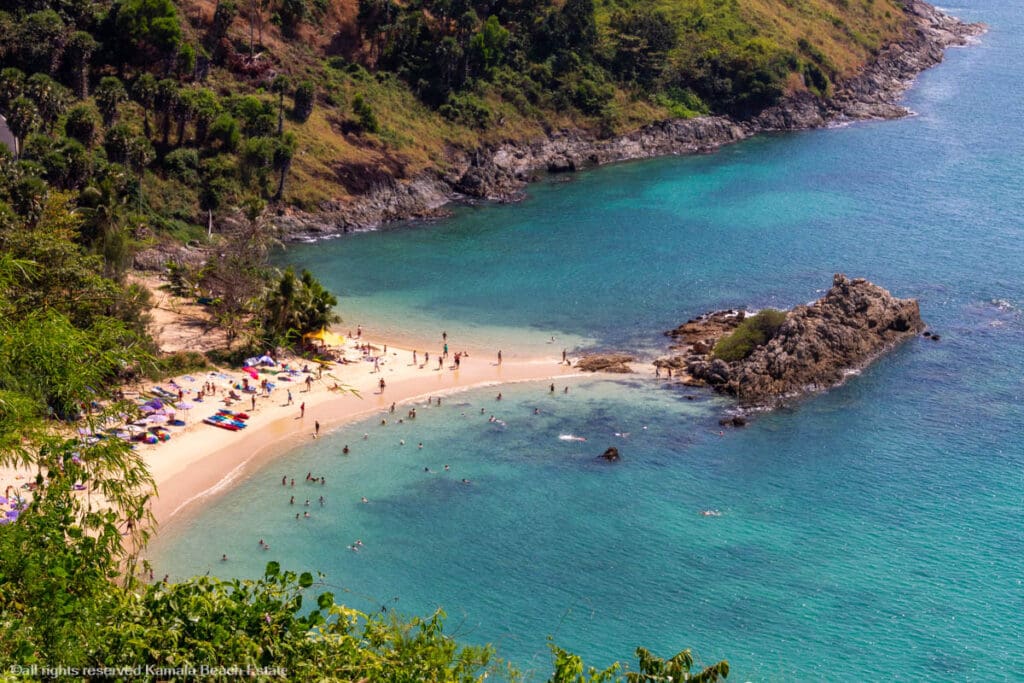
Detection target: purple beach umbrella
<box><xmin>5</xmin><ymin>510</ymin><xmax>19</xmax><ymax>519</ymax></box>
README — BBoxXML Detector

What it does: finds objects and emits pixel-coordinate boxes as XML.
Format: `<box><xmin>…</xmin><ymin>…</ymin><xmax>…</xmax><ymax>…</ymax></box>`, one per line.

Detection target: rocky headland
<box><xmin>667</xmin><ymin>275</ymin><xmax>926</xmax><ymax>406</ymax></box>
<box><xmin>273</xmin><ymin>0</ymin><xmax>985</xmax><ymax>241</ymax></box>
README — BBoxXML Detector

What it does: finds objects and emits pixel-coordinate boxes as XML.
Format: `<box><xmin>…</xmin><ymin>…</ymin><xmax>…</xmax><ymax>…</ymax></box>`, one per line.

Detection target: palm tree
<box><xmin>154</xmin><ymin>79</ymin><xmax>179</xmax><ymax>147</ymax></box>
<box><xmin>131</xmin><ymin>73</ymin><xmax>157</xmax><ymax>138</ymax></box>
<box><xmin>272</xmin><ymin>131</ymin><xmax>297</xmax><ymax>201</ymax></box>
<box><xmin>94</xmin><ymin>76</ymin><xmax>128</xmax><ymax>127</ymax></box>
<box><xmin>271</xmin><ymin>74</ymin><xmax>290</xmax><ymax>135</ymax></box>
<box><xmin>6</xmin><ymin>96</ymin><xmax>41</xmax><ymax>158</ymax></box>
<box><xmin>65</xmin><ymin>31</ymin><xmax>98</xmax><ymax>98</ymax></box>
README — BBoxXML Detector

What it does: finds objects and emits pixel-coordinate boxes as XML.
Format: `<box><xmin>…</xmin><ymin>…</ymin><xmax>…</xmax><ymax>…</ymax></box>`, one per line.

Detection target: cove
<box><xmin>152</xmin><ymin>1</ymin><xmax>1024</xmax><ymax>678</ymax></box>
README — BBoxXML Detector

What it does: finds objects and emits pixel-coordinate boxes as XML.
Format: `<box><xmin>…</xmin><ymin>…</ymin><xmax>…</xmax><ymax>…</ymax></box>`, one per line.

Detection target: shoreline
<box><xmin>144</xmin><ymin>337</ymin><xmax>588</xmax><ymax>528</ymax></box>
<box><xmin>269</xmin><ymin>0</ymin><xmax>984</xmax><ymax>242</ymax></box>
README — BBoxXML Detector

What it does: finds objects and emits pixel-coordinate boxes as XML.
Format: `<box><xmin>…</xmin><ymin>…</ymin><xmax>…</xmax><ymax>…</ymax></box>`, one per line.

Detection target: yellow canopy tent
<box><xmin>303</xmin><ymin>329</ymin><xmax>346</xmax><ymax>347</ymax></box>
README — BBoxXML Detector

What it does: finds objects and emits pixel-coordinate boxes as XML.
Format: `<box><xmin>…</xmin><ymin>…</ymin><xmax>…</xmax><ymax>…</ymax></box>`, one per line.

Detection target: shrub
<box><xmin>293</xmin><ymin>81</ymin><xmax>315</xmax><ymax>122</ymax></box>
<box><xmin>162</xmin><ymin>148</ymin><xmax>199</xmax><ymax>185</ymax></box>
<box><xmin>351</xmin><ymin>94</ymin><xmax>381</xmax><ymax>134</ymax></box>
<box><xmin>713</xmin><ymin>309</ymin><xmax>788</xmax><ymax>362</ymax></box>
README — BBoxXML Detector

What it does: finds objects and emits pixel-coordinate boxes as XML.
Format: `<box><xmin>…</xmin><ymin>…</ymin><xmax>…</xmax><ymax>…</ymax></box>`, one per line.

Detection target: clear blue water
<box><xmin>153</xmin><ymin>2</ymin><xmax>1024</xmax><ymax>679</ymax></box>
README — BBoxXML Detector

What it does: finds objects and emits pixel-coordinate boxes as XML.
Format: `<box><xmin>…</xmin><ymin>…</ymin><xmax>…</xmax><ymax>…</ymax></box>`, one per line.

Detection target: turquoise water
<box><xmin>153</xmin><ymin>2</ymin><xmax>1024</xmax><ymax>679</ymax></box>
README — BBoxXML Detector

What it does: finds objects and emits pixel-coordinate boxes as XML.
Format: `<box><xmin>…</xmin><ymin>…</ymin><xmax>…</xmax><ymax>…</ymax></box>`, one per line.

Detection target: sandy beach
<box><xmin>141</xmin><ymin>337</ymin><xmax>585</xmax><ymax>524</ymax></box>
<box><xmin>0</xmin><ymin>274</ymin><xmax>601</xmax><ymax>534</ymax></box>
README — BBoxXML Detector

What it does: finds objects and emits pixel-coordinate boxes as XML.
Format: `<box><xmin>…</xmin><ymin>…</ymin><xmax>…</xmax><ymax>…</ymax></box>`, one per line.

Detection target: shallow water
<box><xmin>153</xmin><ymin>1</ymin><xmax>1024</xmax><ymax>679</ymax></box>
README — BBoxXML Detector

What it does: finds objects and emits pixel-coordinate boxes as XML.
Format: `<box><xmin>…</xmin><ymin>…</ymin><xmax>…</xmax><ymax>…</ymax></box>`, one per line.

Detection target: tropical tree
<box><xmin>16</xmin><ymin>10</ymin><xmax>67</xmax><ymax>75</ymax></box>
<box><xmin>174</xmin><ymin>88</ymin><xmax>197</xmax><ymax>145</ymax></box>
<box><xmin>270</xmin><ymin>74</ymin><xmax>290</xmax><ymax>135</ymax></box>
<box><xmin>115</xmin><ymin>0</ymin><xmax>182</xmax><ymax>65</ymax></box>
<box><xmin>25</xmin><ymin>73</ymin><xmax>70</xmax><ymax>131</ymax></box>
<box><xmin>272</xmin><ymin>130</ymin><xmax>296</xmax><ymax>201</ymax></box>
<box><xmin>131</xmin><ymin>73</ymin><xmax>158</xmax><ymax>138</ymax></box>
<box><xmin>191</xmin><ymin>88</ymin><xmax>220</xmax><ymax>144</ymax></box>
<box><xmin>94</xmin><ymin>76</ymin><xmax>128</xmax><ymax>127</ymax></box>
<box><xmin>0</xmin><ymin>68</ymin><xmax>26</xmax><ymax>113</ymax></box>
<box><xmin>64</xmin><ymin>30</ymin><xmax>98</xmax><ymax>99</ymax></box>
<box><xmin>64</xmin><ymin>105</ymin><xmax>100</xmax><ymax>147</ymax></box>
<box><xmin>6</xmin><ymin>96</ymin><xmax>41</xmax><ymax>158</ymax></box>
<box><xmin>154</xmin><ymin>78</ymin><xmax>178</xmax><ymax>147</ymax></box>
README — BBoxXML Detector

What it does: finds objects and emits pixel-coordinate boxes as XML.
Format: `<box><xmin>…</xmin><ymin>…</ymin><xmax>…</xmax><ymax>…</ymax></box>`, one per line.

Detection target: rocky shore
<box><xmin>668</xmin><ymin>275</ymin><xmax>927</xmax><ymax>405</ymax></box>
<box><xmin>274</xmin><ymin>0</ymin><xmax>984</xmax><ymax>241</ymax></box>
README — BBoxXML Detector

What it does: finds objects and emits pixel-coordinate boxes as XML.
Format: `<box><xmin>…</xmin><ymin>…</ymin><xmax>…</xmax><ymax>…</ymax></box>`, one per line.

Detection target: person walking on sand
<box><xmin>287</xmin><ymin>389</ymin><xmax>293</xmax><ymax>405</ymax></box>
<box><xmin>443</xmin><ymin>342</ymin><xmax>448</xmax><ymax>358</ymax></box>
<box><xmin>413</xmin><ymin>350</ymin><xmax>417</xmax><ymax>365</ymax></box>
<box><xmin>379</xmin><ymin>378</ymin><xmax>386</xmax><ymax>392</ymax></box>
<box><xmin>251</xmin><ymin>395</ymin><xmax>256</xmax><ymax>411</ymax></box>
<box><xmin>314</xmin><ymin>421</ymin><xmax>320</xmax><ymax>438</ymax></box>
<box><xmin>442</xmin><ymin>330</ymin><xmax>447</xmax><ymax>342</ymax></box>
<box><xmin>300</xmin><ymin>402</ymin><xmax>305</xmax><ymax>418</ymax></box>
<box><xmin>497</xmin><ymin>350</ymin><xmax>502</xmax><ymax>365</ymax></box>
<box><xmin>562</xmin><ymin>349</ymin><xmax>567</xmax><ymax>364</ymax></box>
<box><xmin>390</xmin><ymin>402</ymin><xmax>395</xmax><ymax>413</ymax></box>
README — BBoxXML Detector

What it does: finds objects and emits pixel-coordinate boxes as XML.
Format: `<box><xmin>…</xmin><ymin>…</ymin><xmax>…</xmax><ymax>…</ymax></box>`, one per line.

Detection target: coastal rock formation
<box><xmin>576</xmin><ymin>353</ymin><xmax>635</xmax><ymax>373</ymax></box>
<box><xmin>275</xmin><ymin>1</ymin><xmax>984</xmax><ymax>240</ymax></box>
<box><xmin>678</xmin><ymin>275</ymin><xmax>925</xmax><ymax>405</ymax></box>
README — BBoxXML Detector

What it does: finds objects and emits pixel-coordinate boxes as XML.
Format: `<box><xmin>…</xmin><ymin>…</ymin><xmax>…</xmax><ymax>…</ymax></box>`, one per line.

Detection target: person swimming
<box><xmin>361</xmin><ymin>496</ymin><xmax>368</xmax><ymax>503</ymax></box>
<box><xmin>700</xmin><ymin>509</ymin><xmax>722</xmax><ymax>517</ymax></box>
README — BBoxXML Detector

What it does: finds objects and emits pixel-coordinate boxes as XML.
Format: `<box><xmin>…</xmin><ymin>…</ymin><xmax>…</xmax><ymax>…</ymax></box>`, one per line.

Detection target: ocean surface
<box><xmin>152</xmin><ymin>2</ymin><xmax>1024</xmax><ymax>679</ymax></box>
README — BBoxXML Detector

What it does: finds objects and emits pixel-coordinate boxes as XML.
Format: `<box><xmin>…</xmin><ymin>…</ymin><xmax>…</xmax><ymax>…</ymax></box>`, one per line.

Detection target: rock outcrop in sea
<box><xmin>273</xmin><ymin>0</ymin><xmax>985</xmax><ymax>241</ymax></box>
<box><xmin>670</xmin><ymin>275</ymin><xmax>926</xmax><ymax>405</ymax></box>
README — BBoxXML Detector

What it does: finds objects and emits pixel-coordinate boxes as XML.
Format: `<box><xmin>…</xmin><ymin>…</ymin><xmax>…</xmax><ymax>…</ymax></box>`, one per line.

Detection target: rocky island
<box><xmin>663</xmin><ymin>275</ymin><xmax>926</xmax><ymax>405</ymax></box>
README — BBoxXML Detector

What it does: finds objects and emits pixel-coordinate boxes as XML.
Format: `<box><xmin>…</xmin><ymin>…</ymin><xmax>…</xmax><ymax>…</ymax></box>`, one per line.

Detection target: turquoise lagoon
<box><xmin>152</xmin><ymin>2</ymin><xmax>1024</xmax><ymax>679</ymax></box>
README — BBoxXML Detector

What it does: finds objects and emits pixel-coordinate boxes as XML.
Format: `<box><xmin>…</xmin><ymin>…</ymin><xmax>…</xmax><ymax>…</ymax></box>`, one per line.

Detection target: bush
<box><xmin>438</xmin><ymin>92</ymin><xmax>492</xmax><ymax>129</ymax></box>
<box><xmin>293</xmin><ymin>81</ymin><xmax>315</xmax><ymax>122</ymax></box>
<box><xmin>351</xmin><ymin>94</ymin><xmax>381</xmax><ymax>133</ymax></box>
<box><xmin>713</xmin><ymin>309</ymin><xmax>788</xmax><ymax>362</ymax></box>
<box><xmin>162</xmin><ymin>148</ymin><xmax>199</xmax><ymax>185</ymax></box>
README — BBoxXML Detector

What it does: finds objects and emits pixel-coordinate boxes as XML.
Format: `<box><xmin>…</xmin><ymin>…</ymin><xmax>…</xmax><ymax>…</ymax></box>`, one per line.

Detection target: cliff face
<box><xmin>276</xmin><ymin>0</ymin><xmax>984</xmax><ymax>240</ymax></box>
<box><xmin>684</xmin><ymin>275</ymin><xmax>926</xmax><ymax>405</ymax></box>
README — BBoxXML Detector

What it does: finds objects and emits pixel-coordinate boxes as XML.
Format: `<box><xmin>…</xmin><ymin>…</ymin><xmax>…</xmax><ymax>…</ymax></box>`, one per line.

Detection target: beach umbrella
<box><xmin>147</xmin><ymin>414</ymin><xmax>169</xmax><ymax>425</ymax></box>
<box><xmin>139</xmin><ymin>404</ymin><xmax>156</xmax><ymax>414</ymax></box>
<box><xmin>5</xmin><ymin>510</ymin><xmax>19</xmax><ymax>519</ymax></box>
<box><xmin>177</xmin><ymin>402</ymin><xmax>194</xmax><ymax>424</ymax></box>
<box><xmin>0</xmin><ymin>496</ymin><xmax>7</xmax><ymax>505</ymax></box>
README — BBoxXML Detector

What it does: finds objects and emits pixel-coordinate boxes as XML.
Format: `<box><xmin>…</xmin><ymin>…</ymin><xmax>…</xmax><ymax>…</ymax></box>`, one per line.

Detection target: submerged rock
<box><xmin>673</xmin><ymin>274</ymin><xmax>926</xmax><ymax>406</ymax></box>
<box><xmin>599</xmin><ymin>447</ymin><xmax>620</xmax><ymax>462</ymax></box>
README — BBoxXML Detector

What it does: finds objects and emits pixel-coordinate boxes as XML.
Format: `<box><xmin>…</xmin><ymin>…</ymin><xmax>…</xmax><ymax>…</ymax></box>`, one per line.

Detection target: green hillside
<box><xmin>1</xmin><ymin>0</ymin><xmax>905</xmax><ymax>222</ymax></box>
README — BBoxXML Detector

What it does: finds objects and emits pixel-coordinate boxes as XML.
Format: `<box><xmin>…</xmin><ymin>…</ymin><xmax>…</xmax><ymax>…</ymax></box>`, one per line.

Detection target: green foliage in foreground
<box><xmin>713</xmin><ymin>309</ymin><xmax>788</xmax><ymax>362</ymax></box>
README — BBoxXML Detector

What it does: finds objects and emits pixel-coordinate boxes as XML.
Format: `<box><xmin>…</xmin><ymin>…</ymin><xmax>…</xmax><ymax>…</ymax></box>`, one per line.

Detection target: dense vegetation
<box><xmin>713</xmin><ymin>308</ymin><xmax>788</xmax><ymax>361</ymax></box>
<box><xmin>0</xmin><ymin>0</ymin><xmax>908</xmax><ymax>225</ymax></box>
